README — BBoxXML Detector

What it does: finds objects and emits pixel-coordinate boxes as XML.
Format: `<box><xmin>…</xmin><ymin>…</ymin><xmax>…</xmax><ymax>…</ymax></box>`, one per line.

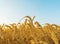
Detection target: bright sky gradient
<box><xmin>0</xmin><ymin>0</ymin><xmax>60</xmax><ymax>25</ymax></box>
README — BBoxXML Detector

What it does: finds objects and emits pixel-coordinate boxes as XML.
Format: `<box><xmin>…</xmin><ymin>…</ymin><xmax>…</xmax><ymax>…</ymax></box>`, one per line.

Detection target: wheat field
<box><xmin>0</xmin><ymin>16</ymin><xmax>60</xmax><ymax>44</ymax></box>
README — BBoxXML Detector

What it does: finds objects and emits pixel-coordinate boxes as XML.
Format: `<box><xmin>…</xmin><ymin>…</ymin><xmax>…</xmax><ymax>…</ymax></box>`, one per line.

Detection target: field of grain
<box><xmin>0</xmin><ymin>16</ymin><xmax>60</xmax><ymax>44</ymax></box>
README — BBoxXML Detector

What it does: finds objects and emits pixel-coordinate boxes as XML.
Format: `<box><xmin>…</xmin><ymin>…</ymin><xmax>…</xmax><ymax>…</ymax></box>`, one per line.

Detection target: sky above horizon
<box><xmin>0</xmin><ymin>0</ymin><xmax>60</xmax><ymax>25</ymax></box>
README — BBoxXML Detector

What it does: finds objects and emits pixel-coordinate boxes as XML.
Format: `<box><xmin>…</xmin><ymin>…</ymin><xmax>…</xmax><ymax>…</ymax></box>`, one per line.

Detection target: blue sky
<box><xmin>0</xmin><ymin>0</ymin><xmax>60</xmax><ymax>25</ymax></box>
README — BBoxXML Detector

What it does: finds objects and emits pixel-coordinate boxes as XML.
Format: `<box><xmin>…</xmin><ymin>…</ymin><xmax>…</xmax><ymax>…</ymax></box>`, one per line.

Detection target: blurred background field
<box><xmin>0</xmin><ymin>16</ymin><xmax>60</xmax><ymax>44</ymax></box>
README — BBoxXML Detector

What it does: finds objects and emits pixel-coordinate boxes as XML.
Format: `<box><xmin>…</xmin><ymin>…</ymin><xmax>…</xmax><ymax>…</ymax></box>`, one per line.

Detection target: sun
<box><xmin>0</xmin><ymin>16</ymin><xmax>9</xmax><ymax>24</ymax></box>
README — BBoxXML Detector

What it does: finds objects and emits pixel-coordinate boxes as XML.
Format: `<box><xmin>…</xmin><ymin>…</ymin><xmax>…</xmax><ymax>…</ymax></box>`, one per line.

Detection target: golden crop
<box><xmin>0</xmin><ymin>16</ymin><xmax>60</xmax><ymax>44</ymax></box>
